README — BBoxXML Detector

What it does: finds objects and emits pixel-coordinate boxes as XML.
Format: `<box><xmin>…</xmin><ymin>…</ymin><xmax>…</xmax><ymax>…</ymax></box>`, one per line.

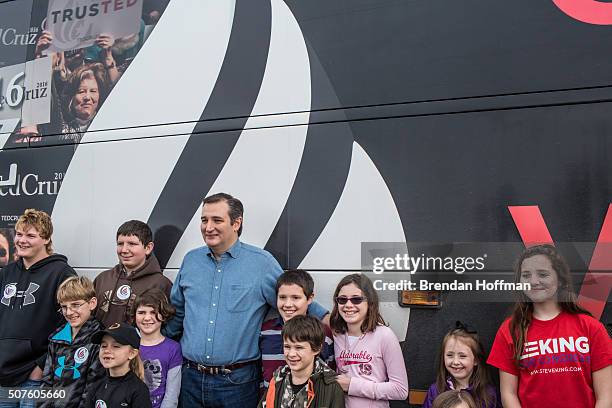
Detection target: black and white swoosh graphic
<box><xmin>147</xmin><ymin>0</ymin><xmax>272</xmax><ymax>269</ymax></box>
<box><xmin>50</xmin><ymin>0</ymin><xmax>407</xmax><ymax>336</ymax></box>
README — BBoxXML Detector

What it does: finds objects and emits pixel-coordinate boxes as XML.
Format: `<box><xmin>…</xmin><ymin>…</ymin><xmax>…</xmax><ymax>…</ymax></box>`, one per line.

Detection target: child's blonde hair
<box><xmin>130</xmin><ymin>351</ymin><xmax>145</xmax><ymax>380</ymax></box>
<box><xmin>15</xmin><ymin>209</ymin><xmax>53</xmax><ymax>254</ymax></box>
<box><xmin>57</xmin><ymin>276</ymin><xmax>95</xmax><ymax>303</ymax></box>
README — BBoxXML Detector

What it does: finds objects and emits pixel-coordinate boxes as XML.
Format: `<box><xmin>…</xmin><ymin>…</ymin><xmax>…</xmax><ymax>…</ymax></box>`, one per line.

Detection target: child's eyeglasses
<box><xmin>58</xmin><ymin>301</ymin><xmax>88</xmax><ymax>314</ymax></box>
<box><xmin>335</xmin><ymin>296</ymin><xmax>366</xmax><ymax>305</ymax></box>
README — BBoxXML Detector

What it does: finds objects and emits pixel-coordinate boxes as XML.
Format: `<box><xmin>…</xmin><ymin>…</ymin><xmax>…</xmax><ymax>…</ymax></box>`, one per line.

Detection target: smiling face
<box><xmin>444</xmin><ymin>336</ymin><xmax>477</xmax><ymax>387</ymax></box>
<box><xmin>200</xmin><ymin>200</ymin><xmax>241</xmax><ymax>255</ymax></box>
<box><xmin>520</xmin><ymin>254</ymin><xmax>560</xmax><ymax>304</ymax></box>
<box><xmin>14</xmin><ymin>226</ymin><xmax>50</xmax><ymax>265</ymax></box>
<box><xmin>99</xmin><ymin>335</ymin><xmax>137</xmax><ymax>376</ymax></box>
<box><xmin>135</xmin><ymin>305</ymin><xmax>163</xmax><ymax>337</ymax></box>
<box><xmin>116</xmin><ymin>234</ymin><xmax>152</xmax><ymax>273</ymax></box>
<box><xmin>60</xmin><ymin>297</ymin><xmax>96</xmax><ymax>333</ymax></box>
<box><xmin>283</xmin><ymin>338</ymin><xmax>319</xmax><ymax>377</ymax></box>
<box><xmin>337</xmin><ymin>283</ymin><xmax>369</xmax><ymax>332</ymax></box>
<box><xmin>73</xmin><ymin>77</ymin><xmax>99</xmax><ymax>121</ymax></box>
<box><xmin>277</xmin><ymin>284</ymin><xmax>313</xmax><ymax>322</ymax></box>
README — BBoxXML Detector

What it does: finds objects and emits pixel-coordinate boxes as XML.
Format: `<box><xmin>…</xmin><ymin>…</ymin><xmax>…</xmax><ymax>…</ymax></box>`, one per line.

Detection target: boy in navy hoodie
<box><xmin>0</xmin><ymin>209</ymin><xmax>76</xmax><ymax>407</ymax></box>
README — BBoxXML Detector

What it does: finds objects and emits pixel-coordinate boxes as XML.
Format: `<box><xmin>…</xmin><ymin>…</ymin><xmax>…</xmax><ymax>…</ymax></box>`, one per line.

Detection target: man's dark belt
<box><xmin>184</xmin><ymin>358</ymin><xmax>256</xmax><ymax>375</ymax></box>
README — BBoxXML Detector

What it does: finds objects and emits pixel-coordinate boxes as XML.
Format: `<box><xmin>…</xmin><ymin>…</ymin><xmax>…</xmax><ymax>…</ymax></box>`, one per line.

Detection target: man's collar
<box><xmin>206</xmin><ymin>239</ymin><xmax>242</xmax><ymax>259</ymax></box>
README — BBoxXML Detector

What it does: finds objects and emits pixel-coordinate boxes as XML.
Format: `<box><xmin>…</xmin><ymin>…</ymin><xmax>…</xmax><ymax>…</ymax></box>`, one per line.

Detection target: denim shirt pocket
<box><xmin>227</xmin><ymin>284</ymin><xmax>254</xmax><ymax>312</ymax></box>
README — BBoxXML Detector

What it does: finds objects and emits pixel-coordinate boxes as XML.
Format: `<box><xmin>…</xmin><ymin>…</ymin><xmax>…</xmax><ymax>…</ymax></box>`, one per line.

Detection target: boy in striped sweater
<box><xmin>260</xmin><ymin>269</ymin><xmax>334</xmax><ymax>389</ymax></box>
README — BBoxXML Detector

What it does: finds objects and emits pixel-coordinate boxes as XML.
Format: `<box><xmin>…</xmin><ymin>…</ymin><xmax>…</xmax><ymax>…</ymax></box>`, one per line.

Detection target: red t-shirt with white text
<box><xmin>487</xmin><ymin>312</ymin><xmax>612</xmax><ymax>408</ymax></box>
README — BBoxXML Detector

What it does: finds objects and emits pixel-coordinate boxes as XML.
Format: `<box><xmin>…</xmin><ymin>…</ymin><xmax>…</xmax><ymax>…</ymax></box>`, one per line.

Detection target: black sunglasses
<box><xmin>335</xmin><ymin>296</ymin><xmax>366</xmax><ymax>305</ymax></box>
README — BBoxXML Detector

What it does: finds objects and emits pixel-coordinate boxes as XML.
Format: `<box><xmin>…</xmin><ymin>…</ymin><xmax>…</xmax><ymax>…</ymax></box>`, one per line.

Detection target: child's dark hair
<box><xmin>116</xmin><ymin>220</ymin><xmax>153</xmax><ymax>246</ymax></box>
<box><xmin>432</xmin><ymin>390</ymin><xmax>478</xmax><ymax>408</ymax></box>
<box><xmin>282</xmin><ymin>315</ymin><xmax>324</xmax><ymax>354</ymax></box>
<box><xmin>330</xmin><ymin>273</ymin><xmax>386</xmax><ymax>334</ymax></box>
<box><xmin>276</xmin><ymin>269</ymin><xmax>314</xmax><ymax>297</ymax></box>
<box><xmin>436</xmin><ymin>322</ymin><xmax>494</xmax><ymax>408</ymax></box>
<box><xmin>131</xmin><ymin>288</ymin><xmax>175</xmax><ymax>323</ymax></box>
<box><xmin>509</xmin><ymin>245</ymin><xmax>591</xmax><ymax>366</ymax></box>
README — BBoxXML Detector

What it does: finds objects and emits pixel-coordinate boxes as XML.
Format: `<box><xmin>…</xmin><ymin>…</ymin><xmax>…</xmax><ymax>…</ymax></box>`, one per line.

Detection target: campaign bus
<box><xmin>1</xmin><ymin>0</ymin><xmax>611</xmax><ymax>405</ymax></box>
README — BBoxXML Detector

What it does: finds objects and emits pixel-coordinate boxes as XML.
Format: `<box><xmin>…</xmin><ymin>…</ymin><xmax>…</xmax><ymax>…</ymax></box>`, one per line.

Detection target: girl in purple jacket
<box><xmin>423</xmin><ymin>322</ymin><xmax>500</xmax><ymax>408</ymax></box>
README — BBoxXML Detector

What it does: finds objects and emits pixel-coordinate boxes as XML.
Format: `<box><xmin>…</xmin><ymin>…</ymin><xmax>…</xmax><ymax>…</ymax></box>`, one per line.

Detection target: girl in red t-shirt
<box><xmin>487</xmin><ymin>245</ymin><xmax>612</xmax><ymax>408</ymax></box>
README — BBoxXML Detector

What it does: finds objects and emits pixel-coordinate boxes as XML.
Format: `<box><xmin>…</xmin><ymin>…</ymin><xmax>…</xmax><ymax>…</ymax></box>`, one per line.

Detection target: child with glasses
<box><xmin>422</xmin><ymin>322</ymin><xmax>500</xmax><ymax>408</ymax></box>
<box><xmin>331</xmin><ymin>274</ymin><xmax>408</xmax><ymax>408</ymax></box>
<box><xmin>40</xmin><ymin>276</ymin><xmax>105</xmax><ymax>408</ymax></box>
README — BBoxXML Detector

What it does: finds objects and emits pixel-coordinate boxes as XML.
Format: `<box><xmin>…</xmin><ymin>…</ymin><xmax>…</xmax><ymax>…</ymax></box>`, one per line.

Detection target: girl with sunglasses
<box><xmin>487</xmin><ymin>245</ymin><xmax>612</xmax><ymax>408</ymax></box>
<box><xmin>330</xmin><ymin>274</ymin><xmax>408</xmax><ymax>407</ymax></box>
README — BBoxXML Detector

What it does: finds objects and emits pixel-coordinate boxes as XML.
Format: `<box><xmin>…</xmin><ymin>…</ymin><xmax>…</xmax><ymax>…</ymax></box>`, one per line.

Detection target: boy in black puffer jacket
<box><xmin>41</xmin><ymin>276</ymin><xmax>105</xmax><ymax>408</ymax></box>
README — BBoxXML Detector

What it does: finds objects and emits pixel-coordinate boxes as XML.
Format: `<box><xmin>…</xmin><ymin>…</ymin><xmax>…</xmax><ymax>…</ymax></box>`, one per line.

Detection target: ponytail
<box><xmin>129</xmin><ymin>351</ymin><xmax>145</xmax><ymax>380</ymax></box>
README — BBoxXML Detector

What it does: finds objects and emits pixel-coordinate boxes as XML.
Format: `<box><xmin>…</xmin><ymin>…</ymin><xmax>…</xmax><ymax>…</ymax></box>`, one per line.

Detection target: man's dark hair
<box><xmin>282</xmin><ymin>315</ymin><xmax>324</xmax><ymax>354</ymax></box>
<box><xmin>202</xmin><ymin>193</ymin><xmax>244</xmax><ymax>236</ymax></box>
<box><xmin>276</xmin><ymin>269</ymin><xmax>314</xmax><ymax>298</ymax></box>
<box><xmin>116</xmin><ymin>220</ymin><xmax>153</xmax><ymax>246</ymax></box>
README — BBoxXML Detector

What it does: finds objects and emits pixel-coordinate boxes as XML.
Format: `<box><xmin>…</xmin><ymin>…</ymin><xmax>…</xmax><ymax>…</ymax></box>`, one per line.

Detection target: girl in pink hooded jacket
<box><xmin>331</xmin><ymin>274</ymin><xmax>409</xmax><ymax>407</ymax></box>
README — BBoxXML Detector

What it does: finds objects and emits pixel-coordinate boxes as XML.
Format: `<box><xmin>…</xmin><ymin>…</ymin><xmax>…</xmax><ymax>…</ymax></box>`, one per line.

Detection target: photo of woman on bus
<box><xmin>487</xmin><ymin>244</ymin><xmax>612</xmax><ymax>408</ymax></box>
<box><xmin>59</xmin><ymin>63</ymin><xmax>110</xmax><ymax>143</ymax></box>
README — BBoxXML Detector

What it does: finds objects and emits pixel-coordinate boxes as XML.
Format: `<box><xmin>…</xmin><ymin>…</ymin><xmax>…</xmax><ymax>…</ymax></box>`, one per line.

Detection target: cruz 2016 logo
<box><xmin>74</xmin><ymin>347</ymin><xmax>89</xmax><ymax>364</ymax></box>
<box><xmin>116</xmin><ymin>285</ymin><xmax>131</xmax><ymax>301</ymax></box>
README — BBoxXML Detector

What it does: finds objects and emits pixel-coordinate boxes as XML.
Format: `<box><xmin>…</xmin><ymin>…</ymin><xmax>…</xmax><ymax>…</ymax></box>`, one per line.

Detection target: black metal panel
<box><xmin>287</xmin><ymin>0</ymin><xmax>612</xmax><ymax>109</ymax></box>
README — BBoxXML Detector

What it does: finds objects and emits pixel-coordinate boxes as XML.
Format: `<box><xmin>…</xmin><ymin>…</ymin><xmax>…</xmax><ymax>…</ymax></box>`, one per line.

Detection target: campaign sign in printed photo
<box><xmin>0</xmin><ymin>64</ymin><xmax>26</xmax><ymax>123</ymax></box>
<box><xmin>46</xmin><ymin>0</ymin><xmax>143</xmax><ymax>52</ymax></box>
<box><xmin>0</xmin><ymin>59</ymin><xmax>52</xmax><ymax>126</ymax></box>
<box><xmin>0</xmin><ymin>0</ymin><xmax>36</xmax><ymax>68</ymax></box>
<box><xmin>21</xmin><ymin>57</ymin><xmax>53</xmax><ymax>126</ymax></box>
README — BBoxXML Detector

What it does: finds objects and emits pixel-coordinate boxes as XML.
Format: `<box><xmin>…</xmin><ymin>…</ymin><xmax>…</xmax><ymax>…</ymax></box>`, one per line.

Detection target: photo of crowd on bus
<box><xmin>5</xmin><ymin>0</ymin><xmax>169</xmax><ymax>147</ymax></box>
<box><xmin>0</xmin><ymin>229</ymin><xmax>12</xmax><ymax>268</ymax></box>
<box><xmin>0</xmin><ymin>193</ymin><xmax>609</xmax><ymax>408</ymax></box>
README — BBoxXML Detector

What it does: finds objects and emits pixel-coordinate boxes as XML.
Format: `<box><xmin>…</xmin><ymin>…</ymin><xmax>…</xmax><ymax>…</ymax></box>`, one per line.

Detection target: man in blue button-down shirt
<box><xmin>165</xmin><ymin>193</ymin><xmax>328</xmax><ymax>408</ymax></box>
